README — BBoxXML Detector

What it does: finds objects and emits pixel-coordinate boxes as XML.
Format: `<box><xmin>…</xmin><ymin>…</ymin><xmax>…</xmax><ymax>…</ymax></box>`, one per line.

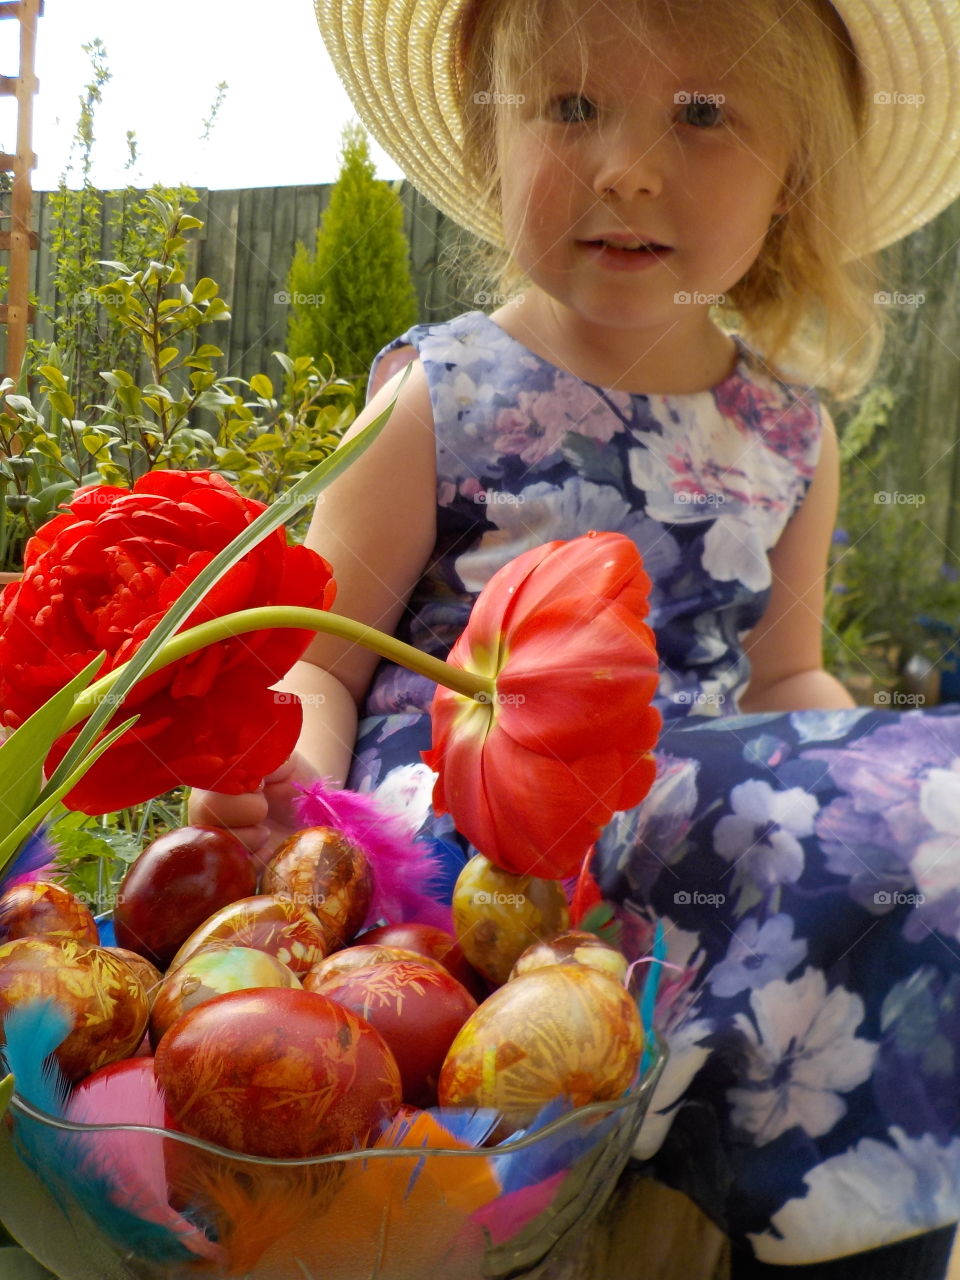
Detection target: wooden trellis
<box><xmin>0</xmin><ymin>0</ymin><xmax>41</xmax><ymax>382</ymax></box>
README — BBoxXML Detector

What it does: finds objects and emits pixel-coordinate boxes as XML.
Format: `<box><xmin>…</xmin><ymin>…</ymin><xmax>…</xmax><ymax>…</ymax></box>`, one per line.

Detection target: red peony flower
<box><xmin>422</xmin><ymin>531</ymin><xmax>661</xmax><ymax>878</ymax></box>
<box><xmin>0</xmin><ymin>471</ymin><xmax>335</xmax><ymax>814</ymax></box>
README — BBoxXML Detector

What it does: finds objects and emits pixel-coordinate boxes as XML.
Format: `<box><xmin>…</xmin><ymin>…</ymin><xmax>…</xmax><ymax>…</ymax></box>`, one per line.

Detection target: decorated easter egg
<box><xmin>303</xmin><ymin>944</ymin><xmax>448</xmax><ymax>989</ymax></box>
<box><xmin>310</xmin><ymin>959</ymin><xmax>477</xmax><ymax>1107</ymax></box>
<box><xmin>114</xmin><ymin>826</ymin><xmax>257</xmax><ymax>968</ymax></box>
<box><xmin>358</xmin><ymin>922</ymin><xmax>486</xmax><ymax>998</ymax></box>
<box><xmin>154</xmin><ymin>987</ymin><xmax>402</xmax><ymax>1157</ymax></box>
<box><xmin>149</xmin><ymin>945</ymin><xmax>301</xmax><ymax>1047</ymax></box>
<box><xmin>261</xmin><ymin>827</ymin><xmax>372</xmax><ymax>946</ymax></box>
<box><xmin>106</xmin><ymin>947</ymin><xmax>163</xmax><ymax>1006</ymax></box>
<box><xmin>438</xmin><ymin>964</ymin><xmax>642</xmax><ymax>1130</ymax></box>
<box><xmin>169</xmin><ymin>893</ymin><xmax>339</xmax><ymax>975</ymax></box>
<box><xmin>451</xmin><ymin>855</ymin><xmax>569</xmax><ymax>985</ymax></box>
<box><xmin>0</xmin><ymin>880</ymin><xmax>99</xmax><ymax>945</ymax></box>
<box><xmin>0</xmin><ymin>937</ymin><xmax>149</xmax><ymax>1081</ymax></box>
<box><xmin>509</xmin><ymin>931</ymin><xmax>629</xmax><ymax>983</ymax></box>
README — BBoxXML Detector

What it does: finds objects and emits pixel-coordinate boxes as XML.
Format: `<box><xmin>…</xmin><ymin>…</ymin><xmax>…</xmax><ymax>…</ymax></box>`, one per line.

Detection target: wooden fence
<box><xmin>25</xmin><ymin>181</ymin><xmax>471</xmax><ymax>388</ymax></box>
<box><xmin>10</xmin><ymin>182</ymin><xmax>960</xmax><ymax>565</ymax></box>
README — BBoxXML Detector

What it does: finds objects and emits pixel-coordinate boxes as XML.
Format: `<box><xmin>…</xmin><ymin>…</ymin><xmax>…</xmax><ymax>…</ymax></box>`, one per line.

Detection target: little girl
<box><xmin>192</xmin><ymin>0</ymin><xmax>960</xmax><ymax>1273</ymax></box>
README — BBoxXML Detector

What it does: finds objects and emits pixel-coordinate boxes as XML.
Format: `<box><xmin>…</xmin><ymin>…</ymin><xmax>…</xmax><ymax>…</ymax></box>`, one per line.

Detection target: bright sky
<box><xmin>3</xmin><ymin>0</ymin><xmax>404</xmax><ymax>191</ymax></box>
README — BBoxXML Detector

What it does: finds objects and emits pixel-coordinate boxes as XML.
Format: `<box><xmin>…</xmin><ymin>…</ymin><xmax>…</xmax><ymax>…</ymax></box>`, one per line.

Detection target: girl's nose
<box><xmin>592</xmin><ymin>126</ymin><xmax>665</xmax><ymax>200</ymax></box>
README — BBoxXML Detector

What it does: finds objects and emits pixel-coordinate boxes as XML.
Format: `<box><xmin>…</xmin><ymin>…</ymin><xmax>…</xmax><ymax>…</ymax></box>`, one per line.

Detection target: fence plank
<box><xmin>17</xmin><ymin>181</ymin><xmax>960</xmax><ymax>581</ymax></box>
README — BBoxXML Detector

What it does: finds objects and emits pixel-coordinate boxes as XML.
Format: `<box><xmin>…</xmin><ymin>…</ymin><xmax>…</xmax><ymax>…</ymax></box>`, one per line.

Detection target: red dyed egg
<box><xmin>310</xmin><ymin>959</ymin><xmax>477</xmax><ymax>1107</ymax></box>
<box><xmin>169</xmin><ymin>894</ymin><xmax>339</xmax><ymax>975</ymax></box>
<box><xmin>262</xmin><ymin>827</ymin><xmax>372</xmax><ymax>947</ymax></box>
<box><xmin>154</xmin><ymin>987</ymin><xmax>401</xmax><ymax>1157</ymax></box>
<box><xmin>113</xmin><ymin>826</ymin><xmax>257</xmax><ymax>969</ymax></box>
<box><xmin>358</xmin><ymin>922</ymin><xmax>487</xmax><ymax>998</ymax></box>
<box><xmin>0</xmin><ymin>937</ymin><xmax>149</xmax><ymax>1081</ymax></box>
<box><xmin>303</xmin><ymin>944</ymin><xmax>448</xmax><ymax>989</ymax></box>
<box><xmin>0</xmin><ymin>881</ymin><xmax>99</xmax><ymax>945</ymax></box>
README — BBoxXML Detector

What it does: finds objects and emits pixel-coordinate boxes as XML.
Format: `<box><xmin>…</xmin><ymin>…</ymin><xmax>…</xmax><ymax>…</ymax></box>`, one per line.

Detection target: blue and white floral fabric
<box><xmin>347</xmin><ymin>311</ymin><xmax>960</xmax><ymax>1264</ymax></box>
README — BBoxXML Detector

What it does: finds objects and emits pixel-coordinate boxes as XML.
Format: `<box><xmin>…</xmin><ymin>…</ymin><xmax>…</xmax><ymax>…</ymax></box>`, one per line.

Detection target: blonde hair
<box><xmin>454</xmin><ymin>0</ymin><xmax>884</xmax><ymax>398</ymax></box>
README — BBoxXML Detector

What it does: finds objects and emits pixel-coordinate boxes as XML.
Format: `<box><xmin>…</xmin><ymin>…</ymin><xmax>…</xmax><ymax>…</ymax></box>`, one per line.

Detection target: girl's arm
<box><xmin>738</xmin><ymin>406</ymin><xmax>856</xmax><ymax>713</ymax></box>
<box><xmin>187</xmin><ymin>361</ymin><xmax>438</xmax><ymax>855</ymax></box>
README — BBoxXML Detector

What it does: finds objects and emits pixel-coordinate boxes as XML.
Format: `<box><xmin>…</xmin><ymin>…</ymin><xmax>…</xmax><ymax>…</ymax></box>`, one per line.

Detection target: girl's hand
<box><xmin>187</xmin><ymin>753</ymin><xmax>320</xmax><ymax>866</ymax></box>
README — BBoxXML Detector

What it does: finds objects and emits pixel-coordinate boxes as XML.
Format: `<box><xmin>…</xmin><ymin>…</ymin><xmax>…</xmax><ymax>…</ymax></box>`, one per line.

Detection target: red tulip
<box><xmin>422</xmin><ymin>532</ymin><xmax>661</xmax><ymax>878</ymax></box>
<box><xmin>0</xmin><ymin>471</ymin><xmax>335</xmax><ymax>813</ymax></box>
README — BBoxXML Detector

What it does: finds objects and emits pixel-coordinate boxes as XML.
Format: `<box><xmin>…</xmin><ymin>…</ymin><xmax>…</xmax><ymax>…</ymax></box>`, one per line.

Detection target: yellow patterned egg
<box><xmin>0</xmin><ymin>937</ymin><xmax>149</xmax><ymax>1081</ymax></box>
<box><xmin>438</xmin><ymin>964</ymin><xmax>642</xmax><ymax>1131</ymax></box>
<box><xmin>509</xmin><ymin>930</ymin><xmax>629</xmax><ymax>983</ymax></box>
<box><xmin>451</xmin><ymin>854</ymin><xmax>569</xmax><ymax>985</ymax></box>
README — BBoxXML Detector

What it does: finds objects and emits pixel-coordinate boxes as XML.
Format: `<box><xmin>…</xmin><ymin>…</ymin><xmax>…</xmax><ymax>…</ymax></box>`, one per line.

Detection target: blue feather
<box><xmin>0</xmin><ymin>827</ymin><xmax>57</xmax><ymax>891</ymax></box>
<box><xmin>1</xmin><ymin>998</ymin><xmax>210</xmax><ymax>1265</ymax></box>
<box><xmin>0</xmin><ymin>997</ymin><xmax>71</xmax><ymax>1115</ymax></box>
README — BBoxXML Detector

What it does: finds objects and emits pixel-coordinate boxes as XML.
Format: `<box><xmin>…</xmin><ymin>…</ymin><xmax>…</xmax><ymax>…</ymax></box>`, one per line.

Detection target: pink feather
<box><xmin>64</xmin><ymin>1057</ymin><xmax>224</xmax><ymax>1262</ymax></box>
<box><xmin>294</xmin><ymin>778</ymin><xmax>454</xmax><ymax>932</ymax></box>
<box><xmin>473</xmin><ymin>1169</ymin><xmax>568</xmax><ymax>1243</ymax></box>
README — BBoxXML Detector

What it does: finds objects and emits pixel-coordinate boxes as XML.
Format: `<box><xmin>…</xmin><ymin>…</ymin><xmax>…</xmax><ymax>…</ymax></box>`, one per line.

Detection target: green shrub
<box><xmin>286</xmin><ymin>122</ymin><xmax>418</xmax><ymax>395</ymax></box>
<box><xmin>824</xmin><ymin>384</ymin><xmax>960</xmax><ymax>696</ymax></box>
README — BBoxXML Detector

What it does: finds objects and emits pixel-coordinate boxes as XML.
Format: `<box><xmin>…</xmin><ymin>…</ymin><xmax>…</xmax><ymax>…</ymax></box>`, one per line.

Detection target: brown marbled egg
<box><xmin>0</xmin><ymin>881</ymin><xmax>99</xmax><ymax>945</ymax></box>
<box><xmin>0</xmin><ymin>936</ymin><xmax>149</xmax><ymax>1081</ymax></box>
<box><xmin>169</xmin><ymin>894</ymin><xmax>339</xmax><ymax>975</ymax></box>
<box><xmin>262</xmin><ymin>827</ymin><xmax>372</xmax><ymax>947</ymax></box>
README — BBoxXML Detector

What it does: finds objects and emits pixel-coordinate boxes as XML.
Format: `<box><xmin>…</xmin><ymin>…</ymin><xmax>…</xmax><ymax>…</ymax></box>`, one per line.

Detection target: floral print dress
<box><xmin>347</xmin><ymin>311</ymin><xmax>960</xmax><ymax>1265</ymax></box>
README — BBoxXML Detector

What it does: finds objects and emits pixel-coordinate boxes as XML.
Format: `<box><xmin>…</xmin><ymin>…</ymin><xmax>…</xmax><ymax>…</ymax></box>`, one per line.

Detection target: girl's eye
<box><xmin>679</xmin><ymin>97</ymin><xmax>725</xmax><ymax>128</ymax></box>
<box><xmin>552</xmin><ymin>94</ymin><xmax>597</xmax><ymax>124</ymax></box>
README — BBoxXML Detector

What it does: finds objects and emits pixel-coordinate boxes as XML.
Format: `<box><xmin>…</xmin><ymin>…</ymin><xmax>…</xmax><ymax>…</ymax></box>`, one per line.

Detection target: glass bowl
<box><xmin>0</xmin><ymin>1039</ymin><xmax>664</xmax><ymax>1280</ymax></box>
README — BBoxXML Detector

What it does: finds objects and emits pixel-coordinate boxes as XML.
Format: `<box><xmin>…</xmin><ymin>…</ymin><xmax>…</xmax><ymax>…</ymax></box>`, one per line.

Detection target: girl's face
<box><xmin>496</xmin><ymin>13</ymin><xmax>791</xmax><ymax>345</ymax></box>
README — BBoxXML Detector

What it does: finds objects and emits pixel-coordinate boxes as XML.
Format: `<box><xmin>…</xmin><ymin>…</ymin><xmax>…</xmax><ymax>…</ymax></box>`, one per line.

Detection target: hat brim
<box><xmin>314</xmin><ymin>0</ymin><xmax>960</xmax><ymax>253</ymax></box>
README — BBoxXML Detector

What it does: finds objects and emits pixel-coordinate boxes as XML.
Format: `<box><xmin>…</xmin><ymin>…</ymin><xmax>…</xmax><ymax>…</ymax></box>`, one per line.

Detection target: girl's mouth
<box><xmin>577</xmin><ymin>238</ymin><xmax>674</xmax><ymax>270</ymax></box>
<box><xmin>585</xmin><ymin>238</ymin><xmax>670</xmax><ymax>253</ymax></box>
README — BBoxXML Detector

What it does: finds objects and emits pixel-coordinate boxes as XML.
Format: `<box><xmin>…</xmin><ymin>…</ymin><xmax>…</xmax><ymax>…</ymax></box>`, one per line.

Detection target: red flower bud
<box><xmin>422</xmin><ymin>531</ymin><xmax>661</xmax><ymax>878</ymax></box>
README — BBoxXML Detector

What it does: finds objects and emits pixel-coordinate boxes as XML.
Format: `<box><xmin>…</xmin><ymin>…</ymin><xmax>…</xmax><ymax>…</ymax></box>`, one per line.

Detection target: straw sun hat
<box><xmin>314</xmin><ymin>0</ymin><xmax>960</xmax><ymax>254</ymax></box>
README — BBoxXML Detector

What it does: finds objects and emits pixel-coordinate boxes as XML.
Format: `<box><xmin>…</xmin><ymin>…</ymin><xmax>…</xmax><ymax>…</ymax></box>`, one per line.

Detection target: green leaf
<box><xmin>193</xmin><ymin>344</ymin><xmax>223</xmax><ymax>359</ymax></box>
<box><xmin>4</xmin><ymin>394</ymin><xmax>36</xmax><ymax>417</ymax></box>
<box><xmin>158</xmin><ymin>346</ymin><xmax>179</xmax><ymax>369</ymax></box>
<box><xmin>0</xmin><ymin>717</ymin><xmax>137</xmax><ymax>870</ymax></box>
<box><xmin>42</xmin><ymin>393</ymin><xmax>398</xmax><ymax>806</ymax></box>
<box><xmin>191</xmin><ymin>277</ymin><xmax>218</xmax><ymax>304</ymax></box>
<box><xmin>272</xmin><ymin>351</ymin><xmax>294</xmax><ymax>376</ymax></box>
<box><xmin>0</xmin><ymin>1073</ymin><xmax>12</xmax><ymax>1120</ymax></box>
<box><xmin>37</xmin><ymin>364</ymin><xmax>69</xmax><ymax>392</ymax></box>
<box><xmin>248</xmin><ymin>373</ymin><xmax>273</xmax><ymax>399</ymax></box>
<box><xmin>0</xmin><ymin>656</ymin><xmax>104</xmax><ymax>877</ymax></box>
<box><xmin>178</xmin><ymin>214</ymin><xmax>204</xmax><ymax>231</ymax></box>
<box><xmin>213</xmin><ymin>448</ymin><xmax>252</xmax><ymax>469</ymax></box>
<box><xmin>48</xmin><ymin>389</ymin><xmax>77</xmax><ymax>419</ymax></box>
<box><xmin>99</xmin><ymin>369</ymin><xmax>134</xmax><ymax>389</ymax></box>
<box><xmin>81</xmin><ymin>431</ymin><xmax>109</xmax><ymax>456</ymax></box>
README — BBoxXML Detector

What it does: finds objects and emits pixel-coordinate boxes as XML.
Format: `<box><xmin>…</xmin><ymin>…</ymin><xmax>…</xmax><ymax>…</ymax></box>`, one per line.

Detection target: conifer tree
<box><xmin>286</xmin><ymin>123</ymin><xmax>418</xmax><ymax>386</ymax></box>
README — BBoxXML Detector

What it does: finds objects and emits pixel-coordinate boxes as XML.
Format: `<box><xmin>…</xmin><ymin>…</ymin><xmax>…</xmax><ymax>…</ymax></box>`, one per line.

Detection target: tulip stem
<box><xmin>66</xmin><ymin>607</ymin><xmax>495</xmax><ymax>729</ymax></box>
